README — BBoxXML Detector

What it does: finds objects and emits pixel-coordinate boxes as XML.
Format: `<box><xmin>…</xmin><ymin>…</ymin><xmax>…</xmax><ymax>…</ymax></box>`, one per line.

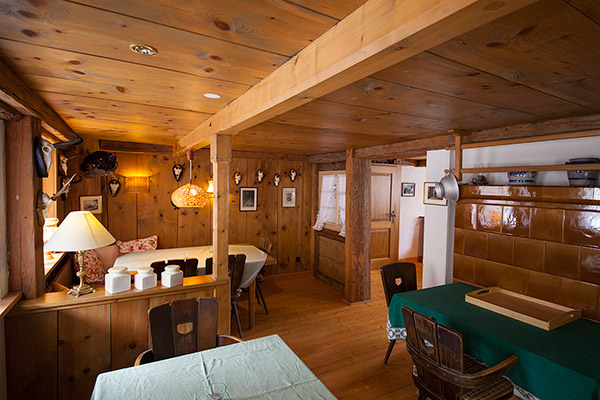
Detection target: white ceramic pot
<box><xmin>507</xmin><ymin>171</ymin><xmax>536</xmax><ymax>185</ymax></box>
<box><xmin>134</xmin><ymin>267</ymin><xmax>157</xmax><ymax>291</ymax></box>
<box><xmin>566</xmin><ymin>158</ymin><xmax>599</xmax><ymax>187</ymax></box>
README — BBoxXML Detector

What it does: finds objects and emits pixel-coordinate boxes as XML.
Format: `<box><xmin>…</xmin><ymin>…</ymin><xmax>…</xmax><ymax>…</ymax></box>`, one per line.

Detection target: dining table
<box><xmin>387</xmin><ymin>282</ymin><xmax>600</xmax><ymax>400</ymax></box>
<box><xmin>90</xmin><ymin>334</ymin><xmax>336</xmax><ymax>400</ymax></box>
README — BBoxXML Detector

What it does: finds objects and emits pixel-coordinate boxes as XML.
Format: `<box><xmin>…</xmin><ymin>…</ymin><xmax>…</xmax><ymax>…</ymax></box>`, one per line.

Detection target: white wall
<box><xmin>0</xmin><ymin>119</ymin><xmax>7</xmax><ymax>400</ymax></box>
<box><xmin>422</xmin><ymin>150</ymin><xmax>455</xmax><ymax>288</ymax></box>
<box><xmin>398</xmin><ymin>166</ymin><xmax>426</xmax><ymax>259</ymax></box>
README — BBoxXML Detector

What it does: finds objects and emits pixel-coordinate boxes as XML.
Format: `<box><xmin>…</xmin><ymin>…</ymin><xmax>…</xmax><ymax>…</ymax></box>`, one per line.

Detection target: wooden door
<box><xmin>370</xmin><ymin>165</ymin><xmax>400</xmax><ymax>269</ymax></box>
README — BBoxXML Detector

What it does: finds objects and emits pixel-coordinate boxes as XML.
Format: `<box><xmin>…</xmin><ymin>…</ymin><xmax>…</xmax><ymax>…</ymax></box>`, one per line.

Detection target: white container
<box><xmin>161</xmin><ymin>265</ymin><xmax>184</xmax><ymax>287</ymax></box>
<box><xmin>134</xmin><ymin>267</ymin><xmax>157</xmax><ymax>291</ymax></box>
<box><xmin>105</xmin><ymin>267</ymin><xmax>130</xmax><ymax>294</ymax></box>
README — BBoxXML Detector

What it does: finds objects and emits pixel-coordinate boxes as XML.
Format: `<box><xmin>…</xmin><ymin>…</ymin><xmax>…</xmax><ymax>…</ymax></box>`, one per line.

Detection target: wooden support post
<box><xmin>449</xmin><ymin>129</ymin><xmax>470</xmax><ymax>182</ymax></box>
<box><xmin>310</xmin><ymin>163</ymin><xmax>318</xmax><ymax>276</ymax></box>
<box><xmin>6</xmin><ymin>116</ymin><xmax>44</xmax><ymax>298</ymax></box>
<box><xmin>344</xmin><ymin>149</ymin><xmax>371</xmax><ymax>303</ymax></box>
<box><xmin>210</xmin><ymin>134</ymin><xmax>232</xmax><ymax>280</ymax></box>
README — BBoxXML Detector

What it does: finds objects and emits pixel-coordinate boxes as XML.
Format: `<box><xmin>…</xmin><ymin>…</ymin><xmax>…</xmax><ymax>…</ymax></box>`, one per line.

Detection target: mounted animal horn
<box><xmin>35</xmin><ymin>132</ymin><xmax>83</xmax><ymax>178</ymax></box>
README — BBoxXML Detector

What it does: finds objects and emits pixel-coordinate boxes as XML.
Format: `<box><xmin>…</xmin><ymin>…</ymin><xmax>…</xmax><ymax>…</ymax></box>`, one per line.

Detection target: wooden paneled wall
<box><xmin>454</xmin><ymin>185</ymin><xmax>600</xmax><ymax>321</ymax></box>
<box><xmin>61</xmin><ymin>140</ymin><xmax>312</xmax><ymax>274</ymax></box>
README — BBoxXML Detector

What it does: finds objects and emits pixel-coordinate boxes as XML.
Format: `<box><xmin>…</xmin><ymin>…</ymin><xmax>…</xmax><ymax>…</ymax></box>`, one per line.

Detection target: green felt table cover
<box><xmin>389</xmin><ymin>282</ymin><xmax>600</xmax><ymax>400</ymax></box>
<box><xmin>91</xmin><ymin>335</ymin><xmax>336</xmax><ymax>400</ymax></box>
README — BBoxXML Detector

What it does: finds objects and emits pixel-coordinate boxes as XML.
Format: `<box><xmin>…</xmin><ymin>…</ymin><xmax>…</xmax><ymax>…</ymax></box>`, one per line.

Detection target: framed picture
<box><xmin>239</xmin><ymin>187</ymin><xmax>258</xmax><ymax>211</ymax></box>
<box><xmin>401</xmin><ymin>182</ymin><xmax>415</xmax><ymax>197</ymax></box>
<box><xmin>282</xmin><ymin>187</ymin><xmax>296</xmax><ymax>208</ymax></box>
<box><xmin>423</xmin><ymin>182</ymin><xmax>447</xmax><ymax>206</ymax></box>
<box><xmin>80</xmin><ymin>195</ymin><xmax>103</xmax><ymax>214</ymax></box>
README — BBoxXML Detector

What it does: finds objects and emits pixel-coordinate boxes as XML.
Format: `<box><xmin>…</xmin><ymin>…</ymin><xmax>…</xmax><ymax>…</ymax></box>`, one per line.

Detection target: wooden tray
<box><xmin>465</xmin><ymin>287</ymin><xmax>581</xmax><ymax>331</ymax></box>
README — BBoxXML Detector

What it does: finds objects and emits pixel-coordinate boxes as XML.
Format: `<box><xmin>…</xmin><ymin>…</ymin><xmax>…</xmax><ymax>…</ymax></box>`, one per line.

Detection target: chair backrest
<box><xmin>380</xmin><ymin>262</ymin><xmax>417</xmax><ymax>307</ymax></box>
<box><xmin>150</xmin><ymin>259</ymin><xmax>199</xmax><ymax>278</ymax></box>
<box><xmin>204</xmin><ymin>254</ymin><xmax>246</xmax><ymax>295</ymax></box>
<box><xmin>258</xmin><ymin>237</ymin><xmax>273</xmax><ymax>254</ymax></box>
<box><xmin>149</xmin><ymin>297</ymin><xmax>219</xmax><ymax>362</ymax></box>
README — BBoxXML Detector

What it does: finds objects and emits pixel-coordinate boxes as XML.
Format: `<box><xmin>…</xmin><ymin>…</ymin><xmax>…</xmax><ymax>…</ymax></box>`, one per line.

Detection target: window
<box><xmin>313</xmin><ymin>171</ymin><xmax>346</xmax><ymax>236</ymax></box>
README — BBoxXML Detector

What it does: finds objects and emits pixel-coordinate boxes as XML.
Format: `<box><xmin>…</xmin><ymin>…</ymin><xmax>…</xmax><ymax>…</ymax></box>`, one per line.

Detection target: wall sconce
<box><xmin>125</xmin><ymin>176</ymin><xmax>149</xmax><ymax>193</ymax></box>
<box><xmin>207</xmin><ymin>179</ymin><xmax>214</xmax><ymax>194</ymax></box>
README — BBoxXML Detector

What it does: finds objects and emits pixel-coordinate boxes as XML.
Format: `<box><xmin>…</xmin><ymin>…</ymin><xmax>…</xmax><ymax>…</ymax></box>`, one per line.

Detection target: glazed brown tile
<box><xmin>527</xmin><ymin>270</ymin><xmax>560</xmax><ymax>303</ymax></box>
<box><xmin>544</xmin><ymin>242</ymin><xmax>580</xmax><ymax>279</ymax></box>
<box><xmin>542</xmin><ymin>187</ymin><xmax>596</xmax><ymax>202</ymax></box>
<box><xmin>454</xmin><ymin>228</ymin><xmax>465</xmax><ymax>255</ymax></box>
<box><xmin>565</xmin><ymin>210</ymin><xmax>600</xmax><ymax>248</ymax></box>
<box><xmin>580</xmin><ymin>247</ymin><xmax>600</xmax><ymax>285</ymax></box>
<box><xmin>513</xmin><ymin>237</ymin><xmax>544</xmax><ymax>271</ymax></box>
<box><xmin>559</xmin><ymin>278</ymin><xmax>599</xmax><ymax>319</ymax></box>
<box><xmin>498</xmin><ymin>264</ymin><xmax>527</xmax><ymax>294</ymax></box>
<box><xmin>477</xmin><ymin>205</ymin><xmax>502</xmax><ymax>232</ymax></box>
<box><xmin>531</xmin><ymin>208</ymin><xmax>564</xmax><ymax>242</ymax></box>
<box><xmin>455</xmin><ymin>203</ymin><xmax>477</xmax><ymax>230</ymax></box>
<box><xmin>506</xmin><ymin>186</ymin><xmax>541</xmax><ymax>201</ymax></box>
<box><xmin>464</xmin><ymin>230</ymin><xmax>487</xmax><ymax>259</ymax></box>
<box><xmin>502</xmin><ymin>206</ymin><xmax>530</xmax><ymax>237</ymax></box>
<box><xmin>453</xmin><ymin>254</ymin><xmax>475</xmax><ymax>283</ymax></box>
<box><xmin>487</xmin><ymin>233</ymin><xmax>513</xmax><ymax>265</ymax></box>
<box><xmin>474</xmin><ymin>259</ymin><xmax>500</xmax><ymax>287</ymax></box>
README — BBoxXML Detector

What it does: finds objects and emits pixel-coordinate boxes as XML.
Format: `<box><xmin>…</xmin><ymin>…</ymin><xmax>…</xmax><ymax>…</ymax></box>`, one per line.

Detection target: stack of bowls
<box><xmin>565</xmin><ymin>158</ymin><xmax>600</xmax><ymax>186</ymax></box>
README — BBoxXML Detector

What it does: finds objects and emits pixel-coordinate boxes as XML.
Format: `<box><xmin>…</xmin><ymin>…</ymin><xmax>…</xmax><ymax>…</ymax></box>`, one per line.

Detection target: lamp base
<box><xmin>68</xmin><ymin>284</ymin><xmax>94</xmax><ymax>297</ymax></box>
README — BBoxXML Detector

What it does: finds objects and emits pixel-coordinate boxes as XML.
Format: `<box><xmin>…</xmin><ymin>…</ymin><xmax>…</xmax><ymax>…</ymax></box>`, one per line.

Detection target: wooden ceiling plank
<box><xmin>565</xmin><ymin>0</ymin><xmax>600</xmax><ymax>26</ymax></box>
<box><xmin>178</xmin><ymin>0</ymin><xmax>539</xmax><ymax>152</ymax></box>
<box><xmin>99</xmin><ymin>140</ymin><xmax>173</xmax><ymax>154</ymax></box>
<box><xmin>284</xmin><ymin>0</ymin><xmax>366</xmax><ymax>20</ymax></box>
<box><xmin>0</xmin><ymin>100</ymin><xmax>22</xmax><ymax>121</ymax></box>
<box><xmin>0</xmin><ymin>56</ymin><xmax>73</xmax><ymax>141</ymax></box>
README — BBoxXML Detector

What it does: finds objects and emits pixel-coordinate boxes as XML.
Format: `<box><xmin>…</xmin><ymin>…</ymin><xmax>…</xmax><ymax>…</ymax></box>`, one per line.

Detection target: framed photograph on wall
<box><xmin>239</xmin><ymin>187</ymin><xmax>258</xmax><ymax>211</ymax></box>
<box><xmin>423</xmin><ymin>182</ymin><xmax>447</xmax><ymax>206</ymax></box>
<box><xmin>401</xmin><ymin>182</ymin><xmax>415</xmax><ymax>197</ymax></box>
<box><xmin>80</xmin><ymin>195</ymin><xmax>103</xmax><ymax>214</ymax></box>
<box><xmin>282</xmin><ymin>187</ymin><xmax>296</xmax><ymax>208</ymax></box>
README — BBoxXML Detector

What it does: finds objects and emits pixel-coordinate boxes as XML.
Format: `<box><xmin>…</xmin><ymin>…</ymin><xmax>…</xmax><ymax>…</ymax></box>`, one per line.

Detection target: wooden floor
<box><xmin>239</xmin><ymin>263</ymin><xmax>422</xmax><ymax>399</ymax></box>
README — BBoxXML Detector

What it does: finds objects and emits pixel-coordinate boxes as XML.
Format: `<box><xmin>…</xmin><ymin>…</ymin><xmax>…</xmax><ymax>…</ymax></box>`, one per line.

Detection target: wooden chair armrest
<box><xmin>134</xmin><ymin>349</ymin><xmax>154</xmax><ymax>366</ymax></box>
<box><xmin>217</xmin><ymin>334</ymin><xmax>244</xmax><ymax>347</ymax></box>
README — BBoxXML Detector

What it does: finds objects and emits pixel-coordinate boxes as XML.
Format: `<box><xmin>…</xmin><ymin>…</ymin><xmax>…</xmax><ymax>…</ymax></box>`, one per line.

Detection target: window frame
<box><xmin>317</xmin><ymin>170</ymin><xmax>345</xmax><ymax>232</ymax></box>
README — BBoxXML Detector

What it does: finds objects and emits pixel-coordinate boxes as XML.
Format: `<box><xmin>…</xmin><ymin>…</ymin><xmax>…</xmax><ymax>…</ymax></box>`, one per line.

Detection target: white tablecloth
<box><xmin>91</xmin><ymin>335</ymin><xmax>336</xmax><ymax>400</ymax></box>
<box><xmin>114</xmin><ymin>244</ymin><xmax>267</xmax><ymax>288</ymax></box>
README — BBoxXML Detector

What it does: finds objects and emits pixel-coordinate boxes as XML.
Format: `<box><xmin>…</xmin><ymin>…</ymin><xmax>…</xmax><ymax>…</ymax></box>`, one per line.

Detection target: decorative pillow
<box><xmin>95</xmin><ymin>243</ymin><xmax>119</xmax><ymax>269</ymax></box>
<box><xmin>116</xmin><ymin>235</ymin><xmax>158</xmax><ymax>253</ymax></box>
<box><xmin>73</xmin><ymin>250</ymin><xmax>105</xmax><ymax>285</ymax></box>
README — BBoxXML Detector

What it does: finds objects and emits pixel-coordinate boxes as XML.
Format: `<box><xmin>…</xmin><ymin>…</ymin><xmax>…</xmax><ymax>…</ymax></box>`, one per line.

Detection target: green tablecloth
<box><xmin>389</xmin><ymin>282</ymin><xmax>600</xmax><ymax>400</ymax></box>
<box><xmin>91</xmin><ymin>335</ymin><xmax>336</xmax><ymax>400</ymax></box>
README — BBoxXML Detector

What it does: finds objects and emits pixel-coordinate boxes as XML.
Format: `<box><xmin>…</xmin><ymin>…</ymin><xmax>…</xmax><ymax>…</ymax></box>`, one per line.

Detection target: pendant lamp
<box><xmin>171</xmin><ymin>150</ymin><xmax>209</xmax><ymax>208</ymax></box>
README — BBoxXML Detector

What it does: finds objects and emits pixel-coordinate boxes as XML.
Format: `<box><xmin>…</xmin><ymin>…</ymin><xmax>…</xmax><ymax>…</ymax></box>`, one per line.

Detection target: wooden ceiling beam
<box><xmin>0</xmin><ymin>100</ymin><xmax>22</xmax><ymax>121</ymax></box>
<box><xmin>177</xmin><ymin>0</ymin><xmax>538</xmax><ymax>152</ymax></box>
<box><xmin>0</xmin><ymin>57</ymin><xmax>74</xmax><ymax>142</ymax></box>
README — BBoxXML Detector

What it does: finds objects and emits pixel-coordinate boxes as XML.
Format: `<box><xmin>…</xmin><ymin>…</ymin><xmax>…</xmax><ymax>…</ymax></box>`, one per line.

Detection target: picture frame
<box><xmin>423</xmin><ymin>182</ymin><xmax>447</xmax><ymax>206</ymax></box>
<box><xmin>401</xmin><ymin>182</ymin><xmax>415</xmax><ymax>197</ymax></box>
<box><xmin>80</xmin><ymin>195</ymin><xmax>103</xmax><ymax>214</ymax></box>
<box><xmin>282</xmin><ymin>187</ymin><xmax>296</xmax><ymax>208</ymax></box>
<box><xmin>239</xmin><ymin>187</ymin><xmax>258</xmax><ymax>212</ymax></box>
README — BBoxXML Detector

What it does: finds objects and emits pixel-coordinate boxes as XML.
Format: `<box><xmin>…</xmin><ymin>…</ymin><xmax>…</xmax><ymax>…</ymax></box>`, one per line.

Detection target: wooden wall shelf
<box><xmin>460</xmin><ymin>163</ymin><xmax>600</xmax><ymax>174</ymax></box>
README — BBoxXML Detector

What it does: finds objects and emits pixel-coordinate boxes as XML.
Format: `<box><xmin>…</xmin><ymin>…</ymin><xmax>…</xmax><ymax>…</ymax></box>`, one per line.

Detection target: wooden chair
<box><xmin>401</xmin><ymin>307</ymin><xmax>518</xmax><ymax>400</ymax></box>
<box><xmin>134</xmin><ymin>297</ymin><xmax>242</xmax><ymax>366</ymax></box>
<box><xmin>255</xmin><ymin>237</ymin><xmax>273</xmax><ymax>314</ymax></box>
<box><xmin>380</xmin><ymin>262</ymin><xmax>417</xmax><ymax>364</ymax></box>
<box><xmin>150</xmin><ymin>258</ymin><xmax>199</xmax><ymax>278</ymax></box>
<box><xmin>205</xmin><ymin>254</ymin><xmax>246</xmax><ymax>338</ymax></box>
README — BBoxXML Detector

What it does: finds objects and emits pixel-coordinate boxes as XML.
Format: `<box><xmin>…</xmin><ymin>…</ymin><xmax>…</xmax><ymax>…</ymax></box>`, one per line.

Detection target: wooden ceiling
<box><xmin>0</xmin><ymin>0</ymin><xmax>598</xmax><ymax>155</ymax></box>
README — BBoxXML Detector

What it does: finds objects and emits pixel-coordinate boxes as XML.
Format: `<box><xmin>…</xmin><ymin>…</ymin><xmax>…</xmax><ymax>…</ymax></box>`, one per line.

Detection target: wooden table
<box><xmin>91</xmin><ymin>335</ymin><xmax>336</xmax><ymax>400</ymax></box>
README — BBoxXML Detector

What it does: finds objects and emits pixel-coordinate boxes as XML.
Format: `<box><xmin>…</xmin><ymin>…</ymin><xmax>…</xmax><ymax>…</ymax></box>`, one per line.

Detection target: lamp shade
<box><xmin>171</xmin><ymin>183</ymin><xmax>209</xmax><ymax>208</ymax></box>
<box><xmin>45</xmin><ymin>211</ymin><xmax>116</xmax><ymax>252</ymax></box>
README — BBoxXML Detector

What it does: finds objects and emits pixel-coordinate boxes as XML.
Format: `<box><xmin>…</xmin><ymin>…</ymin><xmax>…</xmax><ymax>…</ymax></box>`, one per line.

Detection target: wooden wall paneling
<box><xmin>5</xmin><ymin>116</ymin><xmax>44</xmax><ymax>298</ymax></box>
<box><xmin>177</xmin><ymin>156</ymin><xmax>213</xmax><ymax>247</ymax></box>
<box><xmin>77</xmin><ymin>140</ymin><xmax>109</xmax><ymax>226</ymax></box>
<box><xmin>5</xmin><ymin>311</ymin><xmax>58</xmax><ymax>400</ymax></box>
<box><xmin>245</xmin><ymin>159</ymin><xmax>278</xmax><ymax>274</ymax></box>
<box><xmin>110</xmin><ymin>299</ymin><xmax>149</xmax><ymax>370</ymax></box>
<box><xmin>276</xmin><ymin>160</ymin><xmax>304</xmax><ymax>274</ymax></box>
<box><xmin>229</xmin><ymin>158</ymin><xmax>248</xmax><ymax>244</ymax></box>
<box><xmin>58</xmin><ymin>304</ymin><xmax>111</xmax><ymax>400</ymax></box>
<box><xmin>107</xmin><ymin>152</ymin><xmax>138</xmax><ymax>241</ymax></box>
<box><xmin>301</xmin><ymin>162</ymin><xmax>312</xmax><ymax>271</ymax></box>
<box><xmin>136</xmin><ymin>154</ymin><xmax>178</xmax><ymax>249</ymax></box>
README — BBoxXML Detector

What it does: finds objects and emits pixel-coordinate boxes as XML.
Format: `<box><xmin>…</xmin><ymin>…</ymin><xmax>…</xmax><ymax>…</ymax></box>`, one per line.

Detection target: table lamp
<box><xmin>45</xmin><ymin>211</ymin><xmax>116</xmax><ymax>297</ymax></box>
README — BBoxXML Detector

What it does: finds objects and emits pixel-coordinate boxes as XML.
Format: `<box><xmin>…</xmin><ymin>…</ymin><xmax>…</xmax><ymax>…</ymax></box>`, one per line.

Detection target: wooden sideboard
<box><xmin>4</xmin><ymin>275</ymin><xmax>230</xmax><ymax>400</ymax></box>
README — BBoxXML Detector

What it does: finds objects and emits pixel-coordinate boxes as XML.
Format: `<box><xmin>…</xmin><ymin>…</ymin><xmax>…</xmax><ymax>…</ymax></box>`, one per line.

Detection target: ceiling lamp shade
<box><xmin>171</xmin><ymin>150</ymin><xmax>209</xmax><ymax>208</ymax></box>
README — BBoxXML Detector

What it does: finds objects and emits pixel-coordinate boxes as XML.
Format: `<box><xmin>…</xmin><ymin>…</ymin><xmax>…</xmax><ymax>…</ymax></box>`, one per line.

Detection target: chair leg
<box><xmin>256</xmin><ymin>281</ymin><xmax>269</xmax><ymax>314</ymax></box>
<box><xmin>232</xmin><ymin>300</ymin><xmax>243</xmax><ymax>338</ymax></box>
<box><xmin>383</xmin><ymin>340</ymin><xmax>396</xmax><ymax>365</ymax></box>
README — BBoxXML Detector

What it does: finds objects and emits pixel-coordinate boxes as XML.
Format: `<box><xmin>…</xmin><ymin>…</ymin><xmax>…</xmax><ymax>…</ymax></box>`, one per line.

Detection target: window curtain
<box><xmin>337</xmin><ymin>175</ymin><xmax>346</xmax><ymax>237</ymax></box>
<box><xmin>312</xmin><ymin>173</ymin><xmax>347</xmax><ymax>237</ymax></box>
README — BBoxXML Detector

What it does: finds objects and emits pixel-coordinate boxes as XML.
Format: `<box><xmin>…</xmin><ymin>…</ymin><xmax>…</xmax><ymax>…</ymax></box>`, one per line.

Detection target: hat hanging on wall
<box><xmin>434</xmin><ymin>173</ymin><xmax>460</xmax><ymax>202</ymax></box>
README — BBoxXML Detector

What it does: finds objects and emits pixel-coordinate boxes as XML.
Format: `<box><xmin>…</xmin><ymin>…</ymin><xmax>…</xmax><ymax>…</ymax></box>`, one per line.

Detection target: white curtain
<box><xmin>313</xmin><ymin>173</ymin><xmax>347</xmax><ymax>237</ymax></box>
<box><xmin>337</xmin><ymin>175</ymin><xmax>346</xmax><ymax>237</ymax></box>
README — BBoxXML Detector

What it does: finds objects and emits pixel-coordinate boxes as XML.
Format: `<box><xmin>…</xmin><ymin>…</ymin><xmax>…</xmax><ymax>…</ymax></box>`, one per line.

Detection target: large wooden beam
<box><xmin>0</xmin><ymin>57</ymin><xmax>74</xmax><ymax>142</ymax></box>
<box><xmin>178</xmin><ymin>0</ymin><xmax>537</xmax><ymax>152</ymax></box>
<box><xmin>0</xmin><ymin>100</ymin><xmax>22</xmax><ymax>121</ymax></box>
<box><xmin>210</xmin><ymin>134</ymin><xmax>232</xmax><ymax>280</ymax></box>
<box><xmin>345</xmin><ymin>149</ymin><xmax>371</xmax><ymax>303</ymax></box>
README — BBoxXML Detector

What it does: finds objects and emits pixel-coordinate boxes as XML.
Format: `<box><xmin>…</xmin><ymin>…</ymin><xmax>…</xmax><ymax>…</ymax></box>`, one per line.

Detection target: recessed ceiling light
<box><xmin>129</xmin><ymin>43</ymin><xmax>158</xmax><ymax>56</ymax></box>
<box><xmin>203</xmin><ymin>93</ymin><xmax>221</xmax><ymax>99</ymax></box>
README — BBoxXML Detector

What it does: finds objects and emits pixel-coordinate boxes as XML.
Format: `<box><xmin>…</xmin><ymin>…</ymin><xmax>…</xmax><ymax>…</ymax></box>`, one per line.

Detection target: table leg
<box><xmin>248</xmin><ymin>279</ymin><xmax>256</xmax><ymax>329</ymax></box>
